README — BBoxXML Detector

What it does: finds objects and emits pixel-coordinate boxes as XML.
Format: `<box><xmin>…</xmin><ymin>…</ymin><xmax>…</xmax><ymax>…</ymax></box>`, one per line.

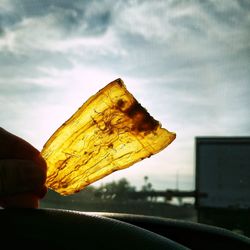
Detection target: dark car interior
<box><xmin>1</xmin><ymin>208</ymin><xmax>250</xmax><ymax>249</ymax></box>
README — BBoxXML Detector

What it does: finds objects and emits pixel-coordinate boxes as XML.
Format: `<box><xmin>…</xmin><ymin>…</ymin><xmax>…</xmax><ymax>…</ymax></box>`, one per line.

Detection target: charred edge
<box><xmin>117</xmin><ymin>99</ymin><xmax>126</xmax><ymax>109</ymax></box>
<box><xmin>115</xmin><ymin>78</ymin><xmax>124</xmax><ymax>87</ymax></box>
<box><xmin>117</xmin><ymin>99</ymin><xmax>159</xmax><ymax>132</ymax></box>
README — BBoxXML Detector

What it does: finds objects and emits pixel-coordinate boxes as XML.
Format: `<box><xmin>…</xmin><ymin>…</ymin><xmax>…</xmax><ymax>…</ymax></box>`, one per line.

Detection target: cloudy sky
<box><xmin>0</xmin><ymin>0</ymin><xmax>250</xmax><ymax>190</ymax></box>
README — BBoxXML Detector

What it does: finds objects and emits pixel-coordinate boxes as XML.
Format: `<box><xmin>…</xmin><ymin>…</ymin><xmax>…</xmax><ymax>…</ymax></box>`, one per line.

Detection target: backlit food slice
<box><xmin>41</xmin><ymin>79</ymin><xmax>176</xmax><ymax>195</ymax></box>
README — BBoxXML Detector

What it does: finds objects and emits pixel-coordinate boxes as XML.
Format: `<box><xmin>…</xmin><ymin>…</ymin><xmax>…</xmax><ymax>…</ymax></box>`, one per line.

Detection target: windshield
<box><xmin>1</xmin><ymin>0</ymin><xmax>249</xmax><ymax>237</ymax></box>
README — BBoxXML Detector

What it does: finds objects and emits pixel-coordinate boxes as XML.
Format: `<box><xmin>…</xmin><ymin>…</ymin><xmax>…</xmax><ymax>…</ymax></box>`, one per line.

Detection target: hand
<box><xmin>0</xmin><ymin>127</ymin><xmax>47</xmax><ymax>208</ymax></box>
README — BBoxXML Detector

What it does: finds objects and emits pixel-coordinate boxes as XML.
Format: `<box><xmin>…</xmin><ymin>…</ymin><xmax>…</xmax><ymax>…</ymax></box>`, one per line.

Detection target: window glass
<box><xmin>1</xmin><ymin>0</ymin><xmax>249</xmax><ymax>237</ymax></box>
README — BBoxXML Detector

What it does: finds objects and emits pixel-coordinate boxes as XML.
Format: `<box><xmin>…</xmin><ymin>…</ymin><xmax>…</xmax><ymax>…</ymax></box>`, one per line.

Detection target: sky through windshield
<box><xmin>1</xmin><ymin>0</ymin><xmax>250</xmax><ymax>190</ymax></box>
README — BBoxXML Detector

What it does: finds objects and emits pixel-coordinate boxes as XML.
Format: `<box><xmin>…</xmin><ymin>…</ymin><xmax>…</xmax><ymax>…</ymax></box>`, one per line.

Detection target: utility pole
<box><xmin>176</xmin><ymin>170</ymin><xmax>179</xmax><ymax>190</ymax></box>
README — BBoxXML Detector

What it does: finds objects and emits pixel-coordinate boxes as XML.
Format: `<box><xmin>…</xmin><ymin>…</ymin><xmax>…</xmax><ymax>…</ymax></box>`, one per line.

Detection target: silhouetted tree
<box><xmin>97</xmin><ymin>178</ymin><xmax>136</xmax><ymax>200</ymax></box>
<box><xmin>141</xmin><ymin>176</ymin><xmax>153</xmax><ymax>192</ymax></box>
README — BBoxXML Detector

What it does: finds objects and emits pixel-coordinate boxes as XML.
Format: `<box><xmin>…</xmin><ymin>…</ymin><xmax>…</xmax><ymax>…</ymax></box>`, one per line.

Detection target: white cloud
<box><xmin>0</xmin><ymin>11</ymin><xmax>126</xmax><ymax>61</ymax></box>
<box><xmin>114</xmin><ymin>1</ymin><xmax>173</xmax><ymax>42</ymax></box>
<box><xmin>114</xmin><ymin>0</ymin><xmax>250</xmax><ymax>62</ymax></box>
<box><xmin>0</xmin><ymin>15</ymin><xmax>61</xmax><ymax>53</ymax></box>
<box><xmin>0</xmin><ymin>0</ymin><xmax>14</xmax><ymax>11</ymax></box>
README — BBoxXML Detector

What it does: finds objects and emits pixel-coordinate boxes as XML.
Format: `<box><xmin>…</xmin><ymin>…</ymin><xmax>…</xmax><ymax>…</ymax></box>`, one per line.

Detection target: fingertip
<box><xmin>0</xmin><ymin>159</ymin><xmax>47</xmax><ymax>197</ymax></box>
<box><xmin>34</xmin><ymin>154</ymin><xmax>47</xmax><ymax>185</ymax></box>
<box><xmin>36</xmin><ymin>185</ymin><xmax>48</xmax><ymax>199</ymax></box>
<box><xmin>0</xmin><ymin>193</ymin><xmax>39</xmax><ymax>208</ymax></box>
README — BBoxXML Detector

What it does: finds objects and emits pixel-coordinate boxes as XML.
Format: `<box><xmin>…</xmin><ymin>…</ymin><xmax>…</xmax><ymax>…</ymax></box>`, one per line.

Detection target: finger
<box><xmin>0</xmin><ymin>128</ymin><xmax>47</xmax><ymax>176</ymax></box>
<box><xmin>0</xmin><ymin>159</ymin><xmax>46</xmax><ymax>197</ymax></box>
<box><xmin>0</xmin><ymin>127</ymin><xmax>42</xmax><ymax>162</ymax></box>
<box><xmin>0</xmin><ymin>193</ymin><xmax>39</xmax><ymax>208</ymax></box>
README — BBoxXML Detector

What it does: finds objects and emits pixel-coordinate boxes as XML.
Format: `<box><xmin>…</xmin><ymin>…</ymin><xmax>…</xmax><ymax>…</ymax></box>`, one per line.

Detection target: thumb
<box><xmin>0</xmin><ymin>159</ymin><xmax>46</xmax><ymax>197</ymax></box>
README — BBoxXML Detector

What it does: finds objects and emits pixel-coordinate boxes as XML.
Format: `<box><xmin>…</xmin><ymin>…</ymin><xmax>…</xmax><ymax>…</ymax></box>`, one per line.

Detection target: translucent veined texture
<box><xmin>41</xmin><ymin>79</ymin><xmax>176</xmax><ymax>195</ymax></box>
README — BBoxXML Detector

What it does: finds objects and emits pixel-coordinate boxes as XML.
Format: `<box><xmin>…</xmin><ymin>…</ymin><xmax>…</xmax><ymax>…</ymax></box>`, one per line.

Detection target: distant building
<box><xmin>195</xmin><ymin>137</ymin><xmax>250</xmax><ymax>236</ymax></box>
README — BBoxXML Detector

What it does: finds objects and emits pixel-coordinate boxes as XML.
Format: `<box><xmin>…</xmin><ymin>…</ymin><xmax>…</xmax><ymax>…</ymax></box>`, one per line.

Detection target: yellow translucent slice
<box><xmin>41</xmin><ymin>78</ymin><xmax>176</xmax><ymax>195</ymax></box>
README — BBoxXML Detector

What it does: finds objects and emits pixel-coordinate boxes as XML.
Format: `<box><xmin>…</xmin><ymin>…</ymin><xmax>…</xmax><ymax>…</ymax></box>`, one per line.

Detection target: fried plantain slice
<box><xmin>41</xmin><ymin>79</ymin><xmax>176</xmax><ymax>195</ymax></box>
